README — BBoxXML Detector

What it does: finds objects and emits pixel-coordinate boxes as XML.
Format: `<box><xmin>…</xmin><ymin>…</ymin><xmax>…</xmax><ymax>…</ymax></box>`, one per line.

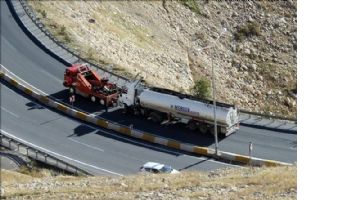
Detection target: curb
<box><xmin>6</xmin><ymin>0</ymin><xmax>296</xmax><ymax>133</ymax></box>
<box><xmin>1</xmin><ymin>69</ymin><xmax>290</xmax><ymax>167</ymax></box>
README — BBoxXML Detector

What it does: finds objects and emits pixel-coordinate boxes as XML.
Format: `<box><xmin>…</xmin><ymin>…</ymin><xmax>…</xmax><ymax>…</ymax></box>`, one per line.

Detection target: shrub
<box><xmin>40</xmin><ymin>10</ymin><xmax>47</xmax><ymax>18</ymax></box>
<box><xmin>181</xmin><ymin>0</ymin><xmax>201</xmax><ymax>15</ymax></box>
<box><xmin>64</xmin><ymin>34</ymin><xmax>71</xmax><ymax>43</ymax></box>
<box><xmin>234</xmin><ymin>22</ymin><xmax>261</xmax><ymax>41</ymax></box>
<box><xmin>59</xmin><ymin>26</ymin><xmax>66</xmax><ymax>35</ymax></box>
<box><xmin>192</xmin><ymin>78</ymin><xmax>211</xmax><ymax>99</ymax></box>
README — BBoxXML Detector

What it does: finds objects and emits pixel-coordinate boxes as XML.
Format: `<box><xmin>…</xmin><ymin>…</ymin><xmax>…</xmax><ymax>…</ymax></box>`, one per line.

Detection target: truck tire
<box><xmin>150</xmin><ymin>112</ymin><xmax>163</xmax><ymax>123</ymax></box>
<box><xmin>69</xmin><ymin>87</ymin><xmax>75</xmax><ymax>94</ymax></box>
<box><xmin>90</xmin><ymin>96</ymin><xmax>96</xmax><ymax>103</ymax></box>
<box><xmin>121</xmin><ymin>104</ymin><xmax>128</xmax><ymax>114</ymax></box>
<box><xmin>198</xmin><ymin>124</ymin><xmax>208</xmax><ymax>134</ymax></box>
<box><xmin>187</xmin><ymin>121</ymin><xmax>198</xmax><ymax>131</ymax></box>
<box><xmin>140</xmin><ymin>108</ymin><xmax>149</xmax><ymax>117</ymax></box>
<box><xmin>100</xmin><ymin>99</ymin><xmax>106</xmax><ymax>106</ymax></box>
<box><xmin>209</xmin><ymin>126</ymin><xmax>215</xmax><ymax>136</ymax></box>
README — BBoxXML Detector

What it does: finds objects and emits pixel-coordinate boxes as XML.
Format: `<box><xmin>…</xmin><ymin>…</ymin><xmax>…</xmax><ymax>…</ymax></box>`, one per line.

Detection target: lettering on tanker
<box><xmin>171</xmin><ymin>105</ymin><xmax>199</xmax><ymax>116</ymax></box>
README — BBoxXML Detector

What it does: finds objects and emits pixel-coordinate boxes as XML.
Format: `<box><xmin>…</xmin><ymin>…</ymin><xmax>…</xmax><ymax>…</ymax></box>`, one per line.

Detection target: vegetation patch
<box><xmin>234</xmin><ymin>22</ymin><xmax>261</xmax><ymax>41</ymax></box>
<box><xmin>181</xmin><ymin>0</ymin><xmax>202</xmax><ymax>15</ymax></box>
<box><xmin>2</xmin><ymin>166</ymin><xmax>296</xmax><ymax>199</ymax></box>
<box><xmin>191</xmin><ymin>78</ymin><xmax>211</xmax><ymax>99</ymax></box>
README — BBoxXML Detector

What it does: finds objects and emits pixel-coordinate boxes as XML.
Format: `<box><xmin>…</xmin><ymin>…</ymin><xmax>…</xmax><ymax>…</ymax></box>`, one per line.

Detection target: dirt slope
<box><xmin>28</xmin><ymin>0</ymin><xmax>297</xmax><ymax>117</ymax></box>
<box><xmin>1</xmin><ymin>166</ymin><xmax>296</xmax><ymax>199</ymax></box>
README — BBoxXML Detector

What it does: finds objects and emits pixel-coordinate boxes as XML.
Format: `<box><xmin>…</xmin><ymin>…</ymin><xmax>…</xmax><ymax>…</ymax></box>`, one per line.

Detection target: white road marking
<box><xmin>1</xmin><ymin>64</ymin><xmax>44</xmax><ymax>95</ymax></box>
<box><xmin>1</xmin><ymin>107</ymin><xmax>19</xmax><ymax>118</ymax></box>
<box><xmin>68</xmin><ymin>138</ymin><xmax>104</xmax><ymax>152</ymax></box>
<box><xmin>1</xmin><ymin>129</ymin><xmax>122</xmax><ymax>176</ymax></box>
<box><xmin>78</xmin><ymin>122</ymin><xmax>235</xmax><ymax>167</ymax></box>
<box><xmin>1</xmin><ymin>64</ymin><xmax>100</xmax><ymax>115</ymax></box>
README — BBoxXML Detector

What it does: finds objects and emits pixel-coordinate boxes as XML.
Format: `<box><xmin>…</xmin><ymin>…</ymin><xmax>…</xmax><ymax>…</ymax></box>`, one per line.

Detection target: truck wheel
<box><xmin>100</xmin><ymin>99</ymin><xmax>106</xmax><ymax>106</ymax></box>
<box><xmin>198</xmin><ymin>124</ymin><xmax>208</xmax><ymax>134</ymax></box>
<box><xmin>90</xmin><ymin>96</ymin><xmax>96</xmax><ymax>103</ymax></box>
<box><xmin>121</xmin><ymin>104</ymin><xmax>128</xmax><ymax>114</ymax></box>
<box><xmin>69</xmin><ymin>87</ymin><xmax>75</xmax><ymax>94</ymax></box>
<box><xmin>209</xmin><ymin>127</ymin><xmax>215</xmax><ymax>135</ymax></box>
<box><xmin>187</xmin><ymin>121</ymin><xmax>198</xmax><ymax>131</ymax></box>
<box><xmin>150</xmin><ymin>112</ymin><xmax>163</xmax><ymax>123</ymax></box>
<box><xmin>140</xmin><ymin>108</ymin><xmax>149</xmax><ymax>117</ymax></box>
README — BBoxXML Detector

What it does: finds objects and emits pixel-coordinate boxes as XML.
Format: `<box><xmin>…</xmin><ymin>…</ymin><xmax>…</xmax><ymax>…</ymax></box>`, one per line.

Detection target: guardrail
<box><xmin>1</xmin><ymin>65</ymin><xmax>291</xmax><ymax>167</ymax></box>
<box><xmin>8</xmin><ymin>0</ymin><xmax>297</xmax><ymax>127</ymax></box>
<box><xmin>0</xmin><ymin>133</ymin><xmax>92</xmax><ymax>176</ymax></box>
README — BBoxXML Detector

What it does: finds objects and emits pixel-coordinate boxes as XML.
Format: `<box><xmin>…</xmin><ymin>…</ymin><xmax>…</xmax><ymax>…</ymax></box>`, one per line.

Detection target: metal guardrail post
<box><xmin>1</xmin><ymin>132</ymin><xmax>92</xmax><ymax>175</ymax></box>
<box><xmin>8</xmin><ymin>139</ymin><xmax>12</xmax><ymax>149</ymax></box>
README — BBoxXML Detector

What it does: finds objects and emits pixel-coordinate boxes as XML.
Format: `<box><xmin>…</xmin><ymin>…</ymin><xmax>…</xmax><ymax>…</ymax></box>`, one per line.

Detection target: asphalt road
<box><xmin>1</xmin><ymin>80</ymin><xmax>236</xmax><ymax>175</ymax></box>
<box><xmin>1</xmin><ymin>1</ymin><xmax>296</xmax><ymax>164</ymax></box>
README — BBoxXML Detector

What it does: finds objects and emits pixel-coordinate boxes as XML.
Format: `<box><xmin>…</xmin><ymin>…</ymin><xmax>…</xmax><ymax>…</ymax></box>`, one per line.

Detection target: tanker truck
<box><xmin>118</xmin><ymin>80</ymin><xmax>240</xmax><ymax>136</ymax></box>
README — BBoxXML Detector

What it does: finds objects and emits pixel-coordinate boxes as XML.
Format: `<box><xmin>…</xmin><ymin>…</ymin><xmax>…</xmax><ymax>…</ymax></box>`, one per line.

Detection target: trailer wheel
<box><xmin>187</xmin><ymin>121</ymin><xmax>198</xmax><ymax>131</ymax></box>
<box><xmin>209</xmin><ymin>127</ymin><xmax>215</xmax><ymax>135</ymax></box>
<box><xmin>90</xmin><ymin>95</ymin><xmax>96</xmax><ymax>103</ymax></box>
<box><xmin>198</xmin><ymin>124</ymin><xmax>208</xmax><ymax>134</ymax></box>
<box><xmin>150</xmin><ymin>112</ymin><xmax>163</xmax><ymax>123</ymax></box>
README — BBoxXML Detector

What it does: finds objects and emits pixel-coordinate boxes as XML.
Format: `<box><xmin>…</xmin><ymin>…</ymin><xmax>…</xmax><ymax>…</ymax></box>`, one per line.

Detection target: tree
<box><xmin>192</xmin><ymin>78</ymin><xmax>211</xmax><ymax>99</ymax></box>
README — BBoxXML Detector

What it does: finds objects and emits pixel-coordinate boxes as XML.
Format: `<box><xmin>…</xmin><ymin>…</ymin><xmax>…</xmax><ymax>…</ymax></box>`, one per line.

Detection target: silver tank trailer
<box><xmin>138</xmin><ymin>89</ymin><xmax>238</xmax><ymax>127</ymax></box>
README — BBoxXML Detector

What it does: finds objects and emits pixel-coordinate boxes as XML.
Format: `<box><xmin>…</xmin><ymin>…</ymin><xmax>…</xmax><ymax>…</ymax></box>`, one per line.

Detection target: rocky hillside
<box><xmin>28</xmin><ymin>0</ymin><xmax>297</xmax><ymax>118</ymax></box>
<box><xmin>1</xmin><ymin>166</ymin><xmax>296</xmax><ymax>199</ymax></box>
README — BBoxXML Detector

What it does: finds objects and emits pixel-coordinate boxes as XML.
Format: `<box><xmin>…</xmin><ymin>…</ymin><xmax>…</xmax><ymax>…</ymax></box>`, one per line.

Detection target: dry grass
<box><xmin>2</xmin><ymin>166</ymin><xmax>296</xmax><ymax>199</ymax></box>
<box><xmin>1</xmin><ymin>169</ymin><xmax>34</xmax><ymax>184</ymax></box>
<box><xmin>16</xmin><ymin>165</ymin><xmax>53</xmax><ymax>178</ymax></box>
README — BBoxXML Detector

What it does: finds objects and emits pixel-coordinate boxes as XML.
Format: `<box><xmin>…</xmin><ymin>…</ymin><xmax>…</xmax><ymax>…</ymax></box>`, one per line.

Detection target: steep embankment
<box><xmin>1</xmin><ymin>166</ymin><xmax>296</xmax><ymax>199</ymax></box>
<box><xmin>27</xmin><ymin>1</ymin><xmax>297</xmax><ymax>118</ymax></box>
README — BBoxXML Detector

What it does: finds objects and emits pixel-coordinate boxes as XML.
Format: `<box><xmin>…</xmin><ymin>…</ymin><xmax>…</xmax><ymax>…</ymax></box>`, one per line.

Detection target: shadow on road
<box><xmin>49</xmin><ymin>89</ymin><xmax>219</xmax><ymax>147</ymax></box>
<box><xmin>26</xmin><ymin>102</ymin><xmax>44</xmax><ymax>110</ymax></box>
<box><xmin>178</xmin><ymin>158</ymin><xmax>209</xmax><ymax>171</ymax></box>
<box><xmin>67</xmin><ymin>124</ymin><xmax>97</xmax><ymax>137</ymax></box>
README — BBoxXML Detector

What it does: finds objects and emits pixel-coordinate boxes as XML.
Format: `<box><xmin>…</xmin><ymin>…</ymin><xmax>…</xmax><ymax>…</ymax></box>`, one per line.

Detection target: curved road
<box><xmin>1</xmin><ymin>1</ymin><xmax>296</xmax><ymax>164</ymax></box>
<box><xmin>1</xmin><ymin>79</ymin><xmax>235</xmax><ymax>175</ymax></box>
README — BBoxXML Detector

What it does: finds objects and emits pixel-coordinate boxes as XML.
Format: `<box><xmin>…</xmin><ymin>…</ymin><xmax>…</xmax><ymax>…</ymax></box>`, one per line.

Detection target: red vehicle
<box><xmin>63</xmin><ymin>63</ymin><xmax>119</xmax><ymax>107</ymax></box>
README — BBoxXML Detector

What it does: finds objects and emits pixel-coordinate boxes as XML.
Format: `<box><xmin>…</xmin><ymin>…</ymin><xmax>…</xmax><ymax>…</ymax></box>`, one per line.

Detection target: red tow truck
<box><xmin>63</xmin><ymin>63</ymin><xmax>119</xmax><ymax>107</ymax></box>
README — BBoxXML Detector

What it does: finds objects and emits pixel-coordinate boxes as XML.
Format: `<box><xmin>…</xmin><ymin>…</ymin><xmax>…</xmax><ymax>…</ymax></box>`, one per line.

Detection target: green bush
<box><xmin>64</xmin><ymin>34</ymin><xmax>71</xmax><ymax>43</ymax></box>
<box><xmin>40</xmin><ymin>10</ymin><xmax>47</xmax><ymax>18</ymax></box>
<box><xmin>181</xmin><ymin>0</ymin><xmax>201</xmax><ymax>15</ymax></box>
<box><xmin>59</xmin><ymin>26</ymin><xmax>66</xmax><ymax>35</ymax></box>
<box><xmin>192</xmin><ymin>78</ymin><xmax>211</xmax><ymax>99</ymax></box>
<box><xmin>234</xmin><ymin>22</ymin><xmax>261</xmax><ymax>41</ymax></box>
